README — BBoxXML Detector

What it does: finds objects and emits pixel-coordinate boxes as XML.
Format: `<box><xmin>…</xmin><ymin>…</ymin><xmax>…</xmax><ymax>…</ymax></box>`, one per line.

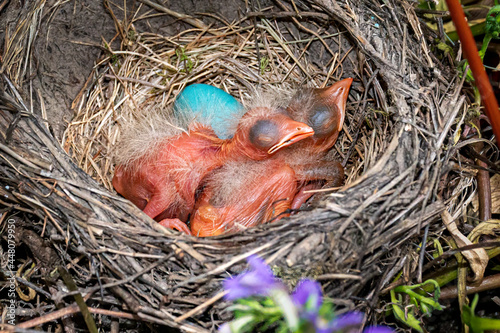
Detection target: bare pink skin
<box><xmin>159</xmin><ymin>219</ymin><xmax>193</xmax><ymax>235</ymax></box>
<box><xmin>112</xmin><ymin>108</ymin><xmax>314</xmax><ymax>234</ymax></box>
<box><xmin>190</xmin><ymin>159</ymin><xmax>297</xmax><ymax>237</ymax></box>
<box><xmin>187</xmin><ymin>79</ymin><xmax>352</xmax><ymax>236</ymax></box>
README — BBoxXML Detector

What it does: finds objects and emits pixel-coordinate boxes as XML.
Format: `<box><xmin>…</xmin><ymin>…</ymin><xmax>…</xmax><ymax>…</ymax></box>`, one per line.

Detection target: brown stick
<box><xmin>440</xmin><ymin>273</ymin><xmax>500</xmax><ymax>299</ymax></box>
<box><xmin>445</xmin><ymin>0</ymin><xmax>500</xmax><ymax>146</ymax></box>
<box><xmin>477</xmin><ymin>159</ymin><xmax>492</xmax><ymax>221</ymax></box>
<box><xmin>247</xmin><ymin>11</ymin><xmax>330</xmax><ymax>20</ymax></box>
<box><xmin>15</xmin><ymin>304</ymin><xmax>142</xmax><ymax>329</ymax></box>
<box><xmin>473</xmin><ymin>121</ymin><xmax>492</xmax><ymax>221</ymax></box>
<box><xmin>137</xmin><ymin>0</ymin><xmax>209</xmax><ymax>30</ymax></box>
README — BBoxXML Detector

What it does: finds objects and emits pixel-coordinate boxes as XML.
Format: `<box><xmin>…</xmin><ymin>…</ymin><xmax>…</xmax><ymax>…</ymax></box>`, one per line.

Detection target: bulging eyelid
<box><xmin>309</xmin><ymin>106</ymin><xmax>332</xmax><ymax>125</ymax></box>
<box><xmin>249</xmin><ymin>120</ymin><xmax>278</xmax><ymax>148</ymax></box>
<box><xmin>309</xmin><ymin>106</ymin><xmax>337</xmax><ymax>138</ymax></box>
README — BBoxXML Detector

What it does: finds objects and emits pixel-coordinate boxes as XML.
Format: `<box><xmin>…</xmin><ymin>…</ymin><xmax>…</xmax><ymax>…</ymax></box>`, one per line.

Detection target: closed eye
<box><xmin>249</xmin><ymin>120</ymin><xmax>279</xmax><ymax>149</ymax></box>
<box><xmin>309</xmin><ymin>106</ymin><xmax>336</xmax><ymax>138</ymax></box>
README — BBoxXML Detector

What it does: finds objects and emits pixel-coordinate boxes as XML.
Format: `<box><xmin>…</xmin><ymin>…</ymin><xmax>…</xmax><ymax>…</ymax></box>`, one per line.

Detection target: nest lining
<box><xmin>0</xmin><ymin>0</ymin><xmax>486</xmax><ymax>331</ymax></box>
<box><xmin>63</xmin><ymin>21</ymin><xmax>362</xmax><ymax>190</ymax></box>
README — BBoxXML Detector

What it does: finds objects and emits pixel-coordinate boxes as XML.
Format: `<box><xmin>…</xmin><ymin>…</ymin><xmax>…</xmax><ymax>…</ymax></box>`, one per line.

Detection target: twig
<box><xmin>445</xmin><ymin>0</ymin><xmax>500</xmax><ymax>146</ymax></box>
<box><xmin>58</xmin><ymin>266</ymin><xmax>98</xmax><ymax>333</ymax></box>
<box><xmin>247</xmin><ymin>11</ymin><xmax>329</xmax><ymax>20</ymax></box>
<box><xmin>473</xmin><ymin>132</ymin><xmax>492</xmax><ymax>221</ymax></box>
<box><xmin>316</xmin><ymin>273</ymin><xmax>362</xmax><ymax>280</ymax></box>
<box><xmin>137</xmin><ymin>0</ymin><xmax>209</xmax><ymax>30</ymax></box>
<box><xmin>15</xmin><ymin>276</ymin><xmax>52</xmax><ymax>299</ymax></box>
<box><xmin>0</xmin><ymin>0</ymin><xmax>10</xmax><ymax>14</ymax></box>
<box><xmin>440</xmin><ymin>273</ymin><xmax>500</xmax><ymax>299</ymax></box>
<box><xmin>174</xmin><ymin>291</ymin><xmax>227</xmax><ymax>322</ymax></box>
<box><xmin>15</xmin><ymin>304</ymin><xmax>143</xmax><ymax>329</ymax></box>
<box><xmin>476</xmin><ymin>158</ymin><xmax>492</xmax><ymax>220</ymax></box>
<box><xmin>381</xmin><ymin>241</ymin><xmax>500</xmax><ymax>294</ymax></box>
<box><xmin>338</xmin><ymin>162</ymin><xmax>417</xmax><ymax>235</ymax></box>
<box><xmin>103</xmin><ymin>74</ymin><xmax>168</xmax><ymax>90</ymax></box>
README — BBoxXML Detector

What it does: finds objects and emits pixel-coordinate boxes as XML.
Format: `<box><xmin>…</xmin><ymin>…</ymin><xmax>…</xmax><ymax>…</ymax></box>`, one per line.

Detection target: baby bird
<box><xmin>190</xmin><ymin>158</ymin><xmax>297</xmax><ymax>237</ymax></box>
<box><xmin>281</xmin><ymin>78</ymin><xmax>353</xmax><ymax>209</ymax></box>
<box><xmin>112</xmin><ymin>106</ymin><xmax>314</xmax><ymax>233</ymax></box>
<box><xmin>173</xmin><ymin>84</ymin><xmax>245</xmax><ymax>139</ymax></box>
<box><xmin>187</xmin><ymin>80</ymin><xmax>353</xmax><ymax>236</ymax></box>
<box><xmin>286</xmin><ymin>78</ymin><xmax>352</xmax><ymax>154</ymax></box>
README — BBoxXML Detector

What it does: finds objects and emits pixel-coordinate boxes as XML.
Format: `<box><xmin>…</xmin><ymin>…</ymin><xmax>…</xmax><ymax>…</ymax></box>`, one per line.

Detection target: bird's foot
<box><xmin>159</xmin><ymin>218</ymin><xmax>192</xmax><ymax>235</ymax></box>
<box><xmin>291</xmin><ymin>182</ymin><xmax>324</xmax><ymax>210</ymax></box>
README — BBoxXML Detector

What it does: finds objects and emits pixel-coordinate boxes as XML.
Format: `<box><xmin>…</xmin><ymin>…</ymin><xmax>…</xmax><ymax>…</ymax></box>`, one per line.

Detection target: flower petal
<box><xmin>292</xmin><ymin>279</ymin><xmax>322</xmax><ymax>310</ymax></box>
<box><xmin>363</xmin><ymin>326</ymin><xmax>394</xmax><ymax>333</ymax></box>
<box><xmin>247</xmin><ymin>255</ymin><xmax>275</xmax><ymax>282</ymax></box>
<box><xmin>329</xmin><ymin>312</ymin><xmax>364</xmax><ymax>332</ymax></box>
<box><xmin>223</xmin><ymin>276</ymin><xmax>257</xmax><ymax>300</ymax></box>
<box><xmin>223</xmin><ymin>255</ymin><xmax>281</xmax><ymax>300</ymax></box>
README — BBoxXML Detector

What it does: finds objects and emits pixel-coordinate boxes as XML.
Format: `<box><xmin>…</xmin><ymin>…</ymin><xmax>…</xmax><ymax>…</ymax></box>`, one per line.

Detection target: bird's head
<box><xmin>231</xmin><ymin>107</ymin><xmax>315</xmax><ymax>159</ymax></box>
<box><xmin>287</xmin><ymin>78</ymin><xmax>353</xmax><ymax>153</ymax></box>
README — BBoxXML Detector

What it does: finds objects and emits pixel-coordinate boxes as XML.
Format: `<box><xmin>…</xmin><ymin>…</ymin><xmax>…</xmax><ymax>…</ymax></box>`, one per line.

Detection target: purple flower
<box><xmin>292</xmin><ymin>279</ymin><xmax>323</xmax><ymax>311</ymax></box>
<box><xmin>329</xmin><ymin>312</ymin><xmax>364</xmax><ymax>332</ymax></box>
<box><xmin>363</xmin><ymin>326</ymin><xmax>394</xmax><ymax>333</ymax></box>
<box><xmin>223</xmin><ymin>255</ymin><xmax>282</xmax><ymax>300</ymax></box>
<box><xmin>221</xmin><ymin>255</ymin><xmax>394</xmax><ymax>333</ymax></box>
<box><xmin>328</xmin><ymin>312</ymin><xmax>394</xmax><ymax>333</ymax></box>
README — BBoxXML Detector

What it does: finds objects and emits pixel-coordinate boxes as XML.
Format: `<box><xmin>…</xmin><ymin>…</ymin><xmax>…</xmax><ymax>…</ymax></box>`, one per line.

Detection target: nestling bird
<box><xmin>190</xmin><ymin>158</ymin><xmax>297</xmax><ymax>237</ymax></box>
<box><xmin>172</xmin><ymin>80</ymin><xmax>352</xmax><ymax>146</ymax></box>
<box><xmin>112</xmin><ymin>106</ymin><xmax>314</xmax><ymax>233</ymax></box>
<box><xmin>280</xmin><ymin>78</ymin><xmax>353</xmax><ymax>209</ymax></box>
<box><xmin>173</xmin><ymin>84</ymin><xmax>245</xmax><ymax>139</ymax></box>
<box><xmin>187</xmin><ymin>79</ymin><xmax>353</xmax><ymax>235</ymax></box>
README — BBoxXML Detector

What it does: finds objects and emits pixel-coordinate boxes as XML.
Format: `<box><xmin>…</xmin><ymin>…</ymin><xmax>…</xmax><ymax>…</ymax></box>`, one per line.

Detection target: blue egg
<box><xmin>173</xmin><ymin>84</ymin><xmax>245</xmax><ymax>139</ymax></box>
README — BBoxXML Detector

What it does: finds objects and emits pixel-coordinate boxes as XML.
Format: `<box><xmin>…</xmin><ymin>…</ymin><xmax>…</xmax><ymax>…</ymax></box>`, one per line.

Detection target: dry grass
<box><xmin>62</xmin><ymin>7</ymin><xmax>364</xmax><ymax>190</ymax></box>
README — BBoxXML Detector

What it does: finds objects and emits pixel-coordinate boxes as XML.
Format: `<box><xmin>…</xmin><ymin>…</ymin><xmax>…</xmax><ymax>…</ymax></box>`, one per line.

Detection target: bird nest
<box><xmin>0</xmin><ymin>0</ymin><xmax>493</xmax><ymax>331</ymax></box>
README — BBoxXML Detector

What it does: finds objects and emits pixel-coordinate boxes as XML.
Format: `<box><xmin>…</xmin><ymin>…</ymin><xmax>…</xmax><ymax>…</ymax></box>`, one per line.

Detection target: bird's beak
<box><xmin>268</xmin><ymin>121</ymin><xmax>314</xmax><ymax>154</ymax></box>
<box><xmin>322</xmin><ymin>78</ymin><xmax>353</xmax><ymax>132</ymax></box>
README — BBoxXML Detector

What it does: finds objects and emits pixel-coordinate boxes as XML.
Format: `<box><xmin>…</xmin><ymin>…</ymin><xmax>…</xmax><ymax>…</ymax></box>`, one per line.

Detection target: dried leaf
<box><xmin>468</xmin><ymin>220</ymin><xmax>500</xmax><ymax>243</ymax></box>
<box><xmin>441</xmin><ymin>211</ymin><xmax>489</xmax><ymax>282</ymax></box>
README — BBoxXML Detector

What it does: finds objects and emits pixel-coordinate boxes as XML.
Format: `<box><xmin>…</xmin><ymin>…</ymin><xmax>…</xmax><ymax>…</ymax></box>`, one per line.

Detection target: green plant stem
<box><xmin>463</xmin><ymin>294</ymin><xmax>500</xmax><ymax>332</ymax></box>
<box><xmin>270</xmin><ymin>289</ymin><xmax>299</xmax><ymax>331</ymax></box>
<box><xmin>479</xmin><ymin>34</ymin><xmax>493</xmax><ymax>60</ymax></box>
<box><xmin>424</xmin><ymin>246</ymin><xmax>500</xmax><ymax>293</ymax></box>
<box><xmin>447</xmin><ymin>22</ymin><xmax>486</xmax><ymax>42</ymax></box>
<box><xmin>58</xmin><ymin>266</ymin><xmax>98</xmax><ymax>333</ymax></box>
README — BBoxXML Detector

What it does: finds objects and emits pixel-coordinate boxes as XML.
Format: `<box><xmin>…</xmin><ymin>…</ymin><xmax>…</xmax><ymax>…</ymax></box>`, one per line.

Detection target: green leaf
<box><xmin>436</xmin><ymin>42</ymin><xmax>454</xmax><ymax>55</ymax></box>
<box><xmin>227</xmin><ymin>315</ymin><xmax>258</xmax><ymax>333</ymax></box>
<box><xmin>433</xmin><ymin>239</ymin><xmax>444</xmax><ymax>257</ymax></box>
<box><xmin>485</xmin><ymin>5</ymin><xmax>500</xmax><ymax>38</ymax></box>
<box><xmin>318</xmin><ymin>299</ymin><xmax>336</xmax><ymax>321</ymax></box>
<box><xmin>393</xmin><ymin>279</ymin><xmax>443</xmax><ymax>313</ymax></box>
<box><xmin>462</xmin><ymin>294</ymin><xmax>500</xmax><ymax>333</ymax></box>
<box><xmin>260</xmin><ymin>56</ymin><xmax>269</xmax><ymax>75</ymax></box>
<box><xmin>390</xmin><ymin>290</ymin><xmax>424</xmax><ymax>332</ymax></box>
<box><xmin>446</xmin><ymin>22</ymin><xmax>486</xmax><ymax>42</ymax></box>
<box><xmin>175</xmin><ymin>47</ymin><xmax>194</xmax><ymax>73</ymax></box>
<box><xmin>389</xmin><ymin>280</ymin><xmax>444</xmax><ymax>330</ymax></box>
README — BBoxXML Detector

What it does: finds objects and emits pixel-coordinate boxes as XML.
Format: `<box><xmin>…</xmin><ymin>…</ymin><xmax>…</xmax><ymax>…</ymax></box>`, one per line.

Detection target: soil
<box><xmin>0</xmin><ymin>0</ymin><xmax>248</xmax><ymax>140</ymax></box>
